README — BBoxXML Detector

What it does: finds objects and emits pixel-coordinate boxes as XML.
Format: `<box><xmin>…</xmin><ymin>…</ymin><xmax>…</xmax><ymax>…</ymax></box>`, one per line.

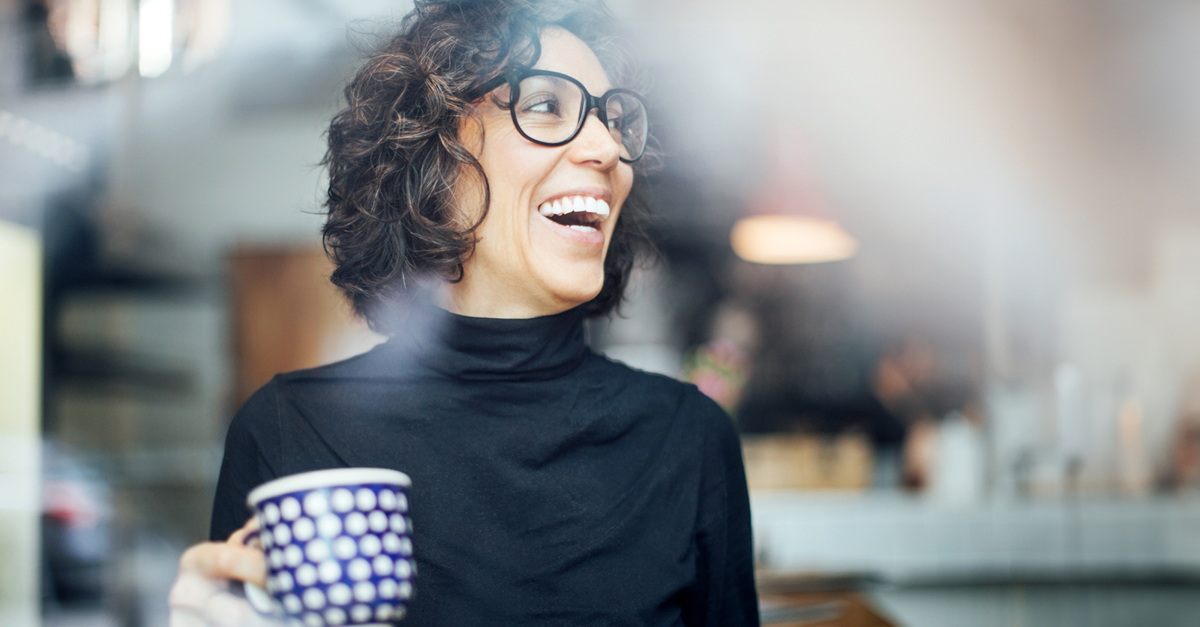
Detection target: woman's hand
<box><xmin>168</xmin><ymin>519</ymin><xmax>280</xmax><ymax>627</ymax></box>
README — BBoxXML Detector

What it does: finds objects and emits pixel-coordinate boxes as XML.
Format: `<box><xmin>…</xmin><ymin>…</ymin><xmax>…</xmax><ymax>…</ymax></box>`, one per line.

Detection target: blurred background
<box><xmin>2</xmin><ymin>0</ymin><xmax>1200</xmax><ymax>625</ymax></box>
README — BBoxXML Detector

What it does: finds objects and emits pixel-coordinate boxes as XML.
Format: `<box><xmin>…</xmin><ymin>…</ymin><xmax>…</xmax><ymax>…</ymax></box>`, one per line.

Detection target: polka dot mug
<box><xmin>243</xmin><ymin>468</ymin><xmax>414</xmax><ymax>627</ymax></box>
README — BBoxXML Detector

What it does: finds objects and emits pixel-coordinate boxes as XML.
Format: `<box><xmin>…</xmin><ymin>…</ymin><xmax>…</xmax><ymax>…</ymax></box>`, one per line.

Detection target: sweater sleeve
<box><xmin>209</xmin><ymin>380</ymin><xmax>283</xmax><ymax>541</ymax></box>
<box><xmin>681</xmin><ymin>394</ymin><xmax>761</xmax><ymax>626</ymax></box>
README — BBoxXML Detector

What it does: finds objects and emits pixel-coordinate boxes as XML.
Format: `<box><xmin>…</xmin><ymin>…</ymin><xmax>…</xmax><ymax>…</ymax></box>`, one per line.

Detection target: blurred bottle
<box><xmin>1117</xmin><ymin>398</ymin><xmax>1152</xmax><ymax>497</ymax></box>
<box><xmin>1055</xmin><ymin>363</ymin><xmax>1087</xmax><ymax>488</ymax></box>
<box><xmin>931</xmin><ymin>411</ymin><xmax>986</xmax><ymax>504</ymax></box>
<box><xmin>1171</xmin><ymin>371</ymin><xmax>1200</xmax><ymax>491</ymax></box>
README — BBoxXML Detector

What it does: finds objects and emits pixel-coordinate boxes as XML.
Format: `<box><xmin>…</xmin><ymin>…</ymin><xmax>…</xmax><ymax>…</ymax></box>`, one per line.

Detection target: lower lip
<box><xmin>539</xmin><ymin>213</ymin><xmax>606</xmax><ymax>246</ymax></box>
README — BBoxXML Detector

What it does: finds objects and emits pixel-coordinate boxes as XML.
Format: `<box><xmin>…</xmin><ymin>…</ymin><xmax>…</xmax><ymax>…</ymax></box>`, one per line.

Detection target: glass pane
<box><xmin>513</xmin><ymin>75</ymin><xmax>583</xmax><ymax>144</ymax></box>
<box><xmin>606</xmin><ymin>93</ymin><xmax>646</xmax><ymax>159</ymax></box>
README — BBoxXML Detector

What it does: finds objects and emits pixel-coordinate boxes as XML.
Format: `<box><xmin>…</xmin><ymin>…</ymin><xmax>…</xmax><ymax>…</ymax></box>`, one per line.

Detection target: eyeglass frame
<box><xmin>470</xmin><ymin>68</ymin><xmax>649</xmax><ymax>164</ymax></box>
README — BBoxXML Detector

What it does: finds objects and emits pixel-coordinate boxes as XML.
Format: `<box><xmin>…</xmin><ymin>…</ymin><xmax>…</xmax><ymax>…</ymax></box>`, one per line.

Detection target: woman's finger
<box><xmin>227</xmin><ymin>517</ymin><xmax>260</xmax><ymax>547</ymax></box>
<box><xmin>179</xmin><ymin>542</ymin><xmax>267</xmax><ymax>587</ymax></box>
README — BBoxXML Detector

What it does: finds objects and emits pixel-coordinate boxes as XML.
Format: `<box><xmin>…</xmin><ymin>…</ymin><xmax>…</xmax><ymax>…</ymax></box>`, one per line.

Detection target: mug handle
<box><xmin>240</xmin><ymin>529</ymin><xmax>281</xmax><ymax>617</ymax></box>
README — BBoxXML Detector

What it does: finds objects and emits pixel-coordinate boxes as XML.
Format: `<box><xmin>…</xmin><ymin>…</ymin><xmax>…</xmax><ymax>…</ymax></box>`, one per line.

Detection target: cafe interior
<box><xmin>3</xmin><ymin>0</ymin><xmax>1200</xmax><ymax>625</ymax></box>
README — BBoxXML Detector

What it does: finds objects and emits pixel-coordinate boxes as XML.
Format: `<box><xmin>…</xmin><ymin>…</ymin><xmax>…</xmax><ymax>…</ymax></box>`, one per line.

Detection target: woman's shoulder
<box><xmin>273</xmin><ymin>343</ymin><xmax>390</xmax><ymax>383</ymax></box>
<box><xmin>588</xmin><ymin>351</ymin><xmax>733</xmax><ymax>425</ymax></box>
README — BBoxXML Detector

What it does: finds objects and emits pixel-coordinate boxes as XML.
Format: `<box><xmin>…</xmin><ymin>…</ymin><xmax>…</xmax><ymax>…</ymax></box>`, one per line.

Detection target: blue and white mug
<box><xmin>243</xmin><ymin>468</ymin><xmax>414</xmax><ymax>627</ymax></box>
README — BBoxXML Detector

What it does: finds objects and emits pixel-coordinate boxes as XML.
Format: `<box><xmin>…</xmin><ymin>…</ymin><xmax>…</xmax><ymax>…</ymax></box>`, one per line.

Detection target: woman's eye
<box><xmin>522</xmin><ymin>95</ymin><xmax>561</xmax><ymax>115</ymax></box>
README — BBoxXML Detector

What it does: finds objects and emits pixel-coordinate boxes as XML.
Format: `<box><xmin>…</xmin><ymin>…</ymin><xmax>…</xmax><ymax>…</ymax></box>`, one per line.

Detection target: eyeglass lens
<box><xmin>513</xmin><ymin>75</ymin><xmax>647</xmax><ymax>161</ymax></box>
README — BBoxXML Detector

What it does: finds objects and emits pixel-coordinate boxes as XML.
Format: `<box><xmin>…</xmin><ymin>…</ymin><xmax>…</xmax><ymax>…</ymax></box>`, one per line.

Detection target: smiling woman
<box><xmin>452</xmin><ymin>28</ymin><xmax>636</xmax><ymax>317</ymax></box>
<box><xmin>168</xmin><ymin>1</ymin><xmax>758</xmax><ymax>625</ymax></box>
<box><xmin>320</xmin><ymin>0</ymin><xmax>654</xmax><ymax>324</ymax></box>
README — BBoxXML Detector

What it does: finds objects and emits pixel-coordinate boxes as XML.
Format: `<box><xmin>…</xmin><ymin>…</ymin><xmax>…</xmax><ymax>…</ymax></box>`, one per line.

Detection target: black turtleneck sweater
<box><xmin>210</xmin><ymin>306</ymin><xmax>759</xmax><ymax>626</ymax></box>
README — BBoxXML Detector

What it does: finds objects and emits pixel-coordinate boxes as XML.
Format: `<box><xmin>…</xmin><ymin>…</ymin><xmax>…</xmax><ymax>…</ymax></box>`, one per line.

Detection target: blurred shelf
<box><xmin>752</xmin><ymin>491</ymin><xmax>1200</xmax><ymax>584</ymax></box>
<box><xmin>49</xmin><ymin>289</ymin><xmax>229</xmax><ymax>487</ymax></box>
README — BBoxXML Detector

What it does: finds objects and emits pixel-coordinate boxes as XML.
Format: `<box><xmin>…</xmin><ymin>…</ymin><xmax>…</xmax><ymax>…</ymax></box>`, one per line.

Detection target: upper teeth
<box><xmin>537</xmin><ymin>196</ymin><xmax>611</xmax><ymax>219</ymax></box>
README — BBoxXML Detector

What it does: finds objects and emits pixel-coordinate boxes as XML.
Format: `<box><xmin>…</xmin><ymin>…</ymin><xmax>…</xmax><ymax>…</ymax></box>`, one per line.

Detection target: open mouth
<box><xmin>537</xmin><ymin>196</ymin><xmax>611</xmax><ymax>233</ymax></box>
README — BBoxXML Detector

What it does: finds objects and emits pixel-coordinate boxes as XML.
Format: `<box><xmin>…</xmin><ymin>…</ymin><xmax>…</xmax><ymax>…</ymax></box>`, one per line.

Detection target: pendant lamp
<box><xmin>731</xmin><ymin>129</ymin><xmax>858</xmax><ymax>265</ymax></box>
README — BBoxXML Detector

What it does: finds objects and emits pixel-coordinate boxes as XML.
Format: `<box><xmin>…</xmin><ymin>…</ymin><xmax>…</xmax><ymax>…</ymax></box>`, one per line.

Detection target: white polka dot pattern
<box><xmin>353</xmin><ymin>581</ymin><xmax>375</xmax><ymax>603</ymax></box>
<box><xmin>367</xmin><ymin>511</ymin><xmax>388</xmax><ymax>533</ymax></box>
<box><xmin>359</xmin><ymin>535</ymin><xmax>381</xmax><ymax>557</ymax></box>
<box><xmin>302</xmin><ymin>588</ymin><xmax>325</xmax><ymax>610</ymax></box>
<box><xmin>305</xmin><ymin>540</ymin><xmax>328</xmax><ymax>563</ymax></box>
<box><xmin>324</xmin><ymin>607</ymin><xmax>346</xmax><ymax>626</ymax></box>
<box><xmin>284</xmin><ymin>545</ymin><xmax>304</xmax><ymax>567</ymax></box>
<box><xmin>331</xmin><ymin>489</ymin><xmax>355</xmax><ymax>513</ymax></box>
<box><xmin>292</xmin><ymin>517</ymin><xmax>315</xmax><ymax>542</ymax></box>
<box><xmin>344</xmin><ymin>512</ymin><xmax>367</xmax><ymax>536</ymax></box>
<box><xmin>327</xmin><ymin>583</ymin><xmax>351</xmax><ymax>606</ymax></box>
<box><xmin>249</xmin><ymin>482</ymin><xmax>414</xmax><ymax>625</ymax></box>
<box><xmin>303</xmin><ymin>492</ymin><xmax>328</xmax><ymax>517</ymax></box>
<box><xmin>333</xmin><ymin>536</ymin><xmax>357</xmax><ymax>560</ymax></box>
<box><xmin>280</xmin><ymin>497</ymin><xmax>301</xmax><ymax>521</ymax></box>
<box><xmin>317</xmin><ymin>514</ymin><xmax>342</xmax><ymax>538</ymax></box>
<box><xmin>348</xmin><ymin>558</ymin><xmax>371</xmax><ymax>581</ymax></box>
<box><xmin>295</xmin><ymin>564</ymin><xmax>317</xmax><ymax>587</ymax></box>
<box><xmin>381</xmin><ymin>533</ymin><xmax>400</xmax><ymax>553</ymax></box>
<box><xmin>318</xmin><ymin>560</ymin><xmax>342</xmax><ymax>584</ymax></box>
<box><xmin>354</xmin><ymin>488</ymin><xmax>376</xmax><ymax>512</ymax></box>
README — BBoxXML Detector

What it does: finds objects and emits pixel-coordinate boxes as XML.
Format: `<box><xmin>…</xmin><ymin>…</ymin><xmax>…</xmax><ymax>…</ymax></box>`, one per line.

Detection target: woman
<box><xmin>170</xmin><ymin>1</ymin><xmax>758</xmax><ymax>624</ymax></box>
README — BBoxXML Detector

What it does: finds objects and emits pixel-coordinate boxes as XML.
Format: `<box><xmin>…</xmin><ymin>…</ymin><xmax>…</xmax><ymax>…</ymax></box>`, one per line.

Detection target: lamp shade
<box><xmin>731</xmin><ymin>215</ymin><xmax>858</xmax><ymax>264</ymax></box>
<box><xmin>731</xmin><ymin>128</ymin><xmax>858</xmax><ymax>265</ymax></box>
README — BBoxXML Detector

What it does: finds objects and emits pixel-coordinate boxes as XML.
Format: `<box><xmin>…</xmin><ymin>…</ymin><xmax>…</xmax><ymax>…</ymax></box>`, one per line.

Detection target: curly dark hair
<box><xmin>322</xmin><ymin>0</ymin><xmax>655</xmax><ymax>333</ymax></box>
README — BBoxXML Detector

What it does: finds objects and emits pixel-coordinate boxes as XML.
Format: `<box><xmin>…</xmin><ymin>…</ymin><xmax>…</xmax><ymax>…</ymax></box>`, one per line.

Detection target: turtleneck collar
<box><xmin>382</xmin><ymin>301</ymin><xmax>590</xmax><ymax>382</ymax></box>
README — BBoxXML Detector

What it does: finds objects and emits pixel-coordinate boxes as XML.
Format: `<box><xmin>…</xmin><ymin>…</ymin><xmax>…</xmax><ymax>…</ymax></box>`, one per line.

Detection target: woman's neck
<box><xmin>439</xmin><ymin>281</ymin><xmax>578</xmax><ymax>319</ymax></box>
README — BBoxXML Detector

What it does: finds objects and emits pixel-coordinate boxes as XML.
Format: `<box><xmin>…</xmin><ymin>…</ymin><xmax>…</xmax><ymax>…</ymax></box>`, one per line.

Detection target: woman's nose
<box><xmin>568</xmin><ymin>110</ymin><xmax>622</xmax><ymax>168</ymax></box>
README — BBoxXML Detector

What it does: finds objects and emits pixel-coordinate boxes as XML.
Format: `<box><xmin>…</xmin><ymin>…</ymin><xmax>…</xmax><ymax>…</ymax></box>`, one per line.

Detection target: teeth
<box><xmin>568</xmin><ymin>225</ymin><xmax>598</xmax><ymax>233</ymax></box>
<box><xmin>537</xmin><ymin>195</ymin><xmax>610</xmax><ymax>220</ymax></box>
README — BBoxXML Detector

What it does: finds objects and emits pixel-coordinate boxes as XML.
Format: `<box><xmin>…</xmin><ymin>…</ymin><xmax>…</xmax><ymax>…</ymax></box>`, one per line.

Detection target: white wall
<box><xmin>0</xmin><ymin>220</ymin><xmax>42</xmax><ymax>627</ymax></box>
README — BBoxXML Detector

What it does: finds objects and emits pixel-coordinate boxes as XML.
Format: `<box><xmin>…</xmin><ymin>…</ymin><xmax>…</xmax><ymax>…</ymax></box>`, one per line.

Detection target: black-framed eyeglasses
<box><xmin>473</xmin><ymin>69</ymin><xmax>649</xmax><ymax>163</ymax></box>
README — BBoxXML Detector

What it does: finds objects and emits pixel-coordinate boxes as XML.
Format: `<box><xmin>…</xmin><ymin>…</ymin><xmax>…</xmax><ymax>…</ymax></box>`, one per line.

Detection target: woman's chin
<box><xmin>542</xmin><ymin>271</ymin><xmax>605</xmax><ymax>310</ymax></box>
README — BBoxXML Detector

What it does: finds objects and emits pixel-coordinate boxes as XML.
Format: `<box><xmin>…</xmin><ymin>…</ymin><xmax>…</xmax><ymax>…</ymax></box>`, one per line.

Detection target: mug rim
<box><xmin>247</xmin><ymin>467</ymin><xmax>412</xmax><ymax>507</ymax></box>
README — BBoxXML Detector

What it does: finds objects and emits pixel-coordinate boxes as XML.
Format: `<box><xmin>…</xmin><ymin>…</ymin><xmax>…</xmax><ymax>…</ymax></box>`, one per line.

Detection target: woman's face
<box><xmin>448</xmin><ymin>27</ymin><xmax>634</xmax><ymax>318</ymax></box>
